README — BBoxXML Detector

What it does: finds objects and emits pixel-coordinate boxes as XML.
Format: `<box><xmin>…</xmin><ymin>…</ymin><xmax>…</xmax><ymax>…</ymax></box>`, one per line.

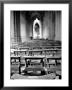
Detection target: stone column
<box><xmin>14</xmin><ymin>11</ymin><xmax>21</xmax><ymax>43</ymax></box>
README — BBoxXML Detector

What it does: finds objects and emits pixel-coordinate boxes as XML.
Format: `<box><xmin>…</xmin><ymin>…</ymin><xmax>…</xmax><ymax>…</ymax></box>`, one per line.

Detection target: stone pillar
<box><xmin>14</xmin><ymin>11</ymin><xmax>21</xmax><ymax>43</ymax></box>
<box><xmin>10</xmin><ymin>11</ymin><xmax>14</xmax><ymax>47</ymax></box>
<box><xmin>43</xmin><ymin>11</ymin><xmax>55</xmax><ymax>40</ymax></box>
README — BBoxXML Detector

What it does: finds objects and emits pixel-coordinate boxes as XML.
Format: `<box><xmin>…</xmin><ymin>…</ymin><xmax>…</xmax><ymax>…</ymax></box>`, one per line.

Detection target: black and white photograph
<box><xmin>10</xmin><ymin>11</ymin><xmax>61</xmax><ymax>80</ymax></box>
<box><xmin>4</xmin><ymin>4</ymin><xmax>69</xmax><ymax>86</ymax></box>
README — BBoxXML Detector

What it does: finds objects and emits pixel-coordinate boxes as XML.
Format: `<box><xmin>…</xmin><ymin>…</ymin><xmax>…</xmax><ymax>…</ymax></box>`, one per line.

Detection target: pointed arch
<box><xmin>33</xmin><ymin>18</ymin><xmax>42</xmax><ymax>39</ymax></box>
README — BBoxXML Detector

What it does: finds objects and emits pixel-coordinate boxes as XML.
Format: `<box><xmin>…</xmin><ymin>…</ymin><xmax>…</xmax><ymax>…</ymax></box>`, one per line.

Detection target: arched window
<box><xmin>33</xmin><ymin>18</ymin><xmax>42</xmax><ymax>39</ymax></box>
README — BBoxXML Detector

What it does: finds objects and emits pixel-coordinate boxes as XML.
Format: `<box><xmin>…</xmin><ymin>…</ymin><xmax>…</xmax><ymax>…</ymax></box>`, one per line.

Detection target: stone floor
<box><xmin>11</xmin><ymin>71</ymin><xmax>61</xmax><ymax>79</ymax></box>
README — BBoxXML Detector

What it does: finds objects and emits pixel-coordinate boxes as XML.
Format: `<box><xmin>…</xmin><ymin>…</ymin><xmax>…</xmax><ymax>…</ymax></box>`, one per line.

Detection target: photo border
<box><xmin>0</xmin><ymin>0</ymin><xmax>70</xmax><ymax>89</ymax></box>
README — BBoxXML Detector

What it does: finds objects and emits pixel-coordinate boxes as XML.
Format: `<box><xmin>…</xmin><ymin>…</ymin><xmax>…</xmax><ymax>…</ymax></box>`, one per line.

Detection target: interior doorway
<box><xmin>33</xmin><ymin>18</ymin><xmax>42</xmax><ymax>39</ymax></box>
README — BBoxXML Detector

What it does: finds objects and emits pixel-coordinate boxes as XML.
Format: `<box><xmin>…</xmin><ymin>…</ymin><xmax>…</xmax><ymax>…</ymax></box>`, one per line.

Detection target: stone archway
<box><xmin>33</xmin><ymin>18</ymin><xmax>42</xmax><ymax>39</ymax></box>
